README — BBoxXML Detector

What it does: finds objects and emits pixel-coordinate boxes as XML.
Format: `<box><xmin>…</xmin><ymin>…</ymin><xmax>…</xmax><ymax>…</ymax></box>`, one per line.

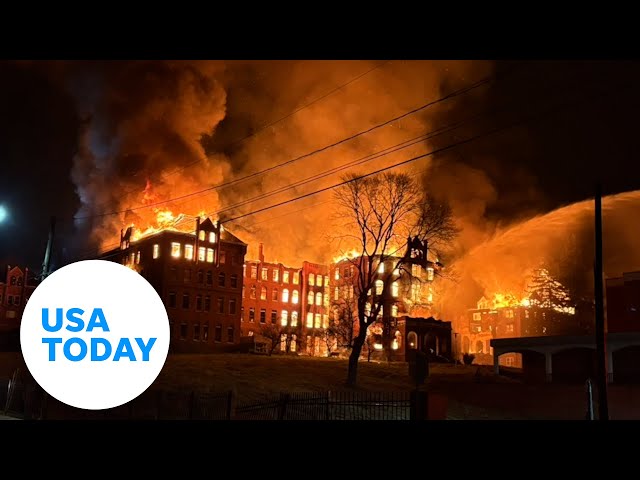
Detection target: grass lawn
<box><xmin>3</xmin><ymin>351</ymin><xmax>639</xmax><ymax>419</ymax></box>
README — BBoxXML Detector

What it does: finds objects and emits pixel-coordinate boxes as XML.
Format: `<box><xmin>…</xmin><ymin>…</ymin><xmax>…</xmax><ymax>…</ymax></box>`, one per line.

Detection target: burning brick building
<box><xmin>241</xmin><ymin>244</ymin><xmax>330</xmax><ymax>356</ymax></box>
<box><xmin>99</xmin><ymin>216</ymin><xmax>246</xmax><ymax>353</ymax></box>
<box><xmin>459</xmin><ymin>268</ymin><xmax>588</xmax><ymax>367</ymax></box>
<box><xmin>330</xmin><ymin>237</ymin><xmax>448</xmax><ymax>362</ymax></box>
<box><xmin>0</xmin><ymin>265</ymin><xmax>37</xmax><ymax>332</ymax></box>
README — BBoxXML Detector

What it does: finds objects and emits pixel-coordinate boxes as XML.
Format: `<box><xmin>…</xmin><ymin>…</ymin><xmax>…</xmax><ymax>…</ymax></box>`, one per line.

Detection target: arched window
<box><xmin>199</xmin><ymin>230</ymin><xmax>205</xmax><ymax>241</ymax></box>
<box><xmin>308</xmin><ymin>273</ymin><xmax>315</xmax><ymax>286</ymax></box>
<box><xmin>407</xmin><ymin>331</ymin><xmax>418</xmax><ymax>350</ymax></box>
<box><xmin>316</xmin><ymin>275</ymin><xmax>323</xmax><ymax>287</ymax></box>
<box><xmin>315</xmin><ymin>292</ymin><xmax>322</xmax><ymax>306</ymax></box>
<box><xmin>308</xmin><ymin>291</ymin><xmax>314</xmax><ymax>305</ymax></box>
<box><xmin>375</xmin><ymin>280</ymin><xmax>384</xmax><ymax>295</ymax></box>
<box><xmin>292</xmin><ymin>290</ymin><xmax>299</xmax><ymax>304</ymax></box>
<box><xmin>250</xmin><ymin>285</ymin><xmax>256</xmax><ymax>299</ymax></box>
<box><xmin>197</xmin><ymin>269</ymin><xmax>204</xmax><ymax>284</ymax></box>
<box><xmin>282</xmin><ymin>289</ymin><xmax>289</xmax><ymax>303</ymax></box>
<box><xmin>391</xmin><ymin>281</ymin><xmax>399</xmax><ymax>297</ymax></box>
<box><xmin>260</xmin><ymin>286</ymin><xmax>267</xmax><ymax>300</ymax></box>
<box><xmin>476</xmin><ymin>340</ymin><xmax>484</xmax><ymax>354</ymax></box>
<box><xmin>392</xmin><ymin>331</ymin><xmax>402</xmax><ymax>350</ymax></box>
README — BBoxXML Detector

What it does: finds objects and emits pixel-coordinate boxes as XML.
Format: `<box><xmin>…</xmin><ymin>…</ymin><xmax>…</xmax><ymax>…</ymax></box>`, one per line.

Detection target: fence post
<box><xmin>188</xmin><ymin>391</ymin><xmax>196</xmax><ymax>420</ymax></box>
<box><xmin>226</xmin><ymin>390</ymin><xmax>234</xmax><ymax>420</ymax></box>
<box><xmin>410</xmin><ymin>390</ymin><xmax>427</xmax><ymax>421</ymax></box>
<box><xmin>326</xmin><ymin>391</ymin><xmax>331</xmax><ymax>420</ymax></box>
<box><xmin>585</xmin><ymin>378</ymin><xmax>595</xmax><ymax>420</ymax></box>
<box><xmin>278</xmin><ymin>393</ymin><xmax>290</xmax><ymax>420</ymax></box>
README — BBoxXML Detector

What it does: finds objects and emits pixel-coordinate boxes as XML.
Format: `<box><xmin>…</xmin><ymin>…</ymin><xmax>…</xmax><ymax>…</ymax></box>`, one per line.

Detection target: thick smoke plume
<box><xmin>62</xmin><ymin>60</ymin><xmax>494</xmax><ymax>265</ymax></box>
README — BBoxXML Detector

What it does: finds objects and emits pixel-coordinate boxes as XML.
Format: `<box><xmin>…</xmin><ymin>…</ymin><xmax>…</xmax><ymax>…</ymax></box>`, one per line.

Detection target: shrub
<box><xmin>462</xmin><ymin>353</ymin><xmax>475</xmax><ymax>365</ymax></box>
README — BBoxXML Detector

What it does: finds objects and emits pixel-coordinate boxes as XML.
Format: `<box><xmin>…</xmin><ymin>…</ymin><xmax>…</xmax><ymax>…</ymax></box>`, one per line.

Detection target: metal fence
<box><xmin>3</xmin><ymin>375</ymin><xmax>429</xmax><ymax>421</ymax></box>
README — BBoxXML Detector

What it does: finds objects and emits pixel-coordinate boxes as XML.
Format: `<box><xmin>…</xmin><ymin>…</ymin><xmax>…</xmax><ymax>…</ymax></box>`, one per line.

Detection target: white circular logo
<box><xmin>20</xmin><ymin>260</ymin><xmax>170</xmax><ymax>410</ymax></box>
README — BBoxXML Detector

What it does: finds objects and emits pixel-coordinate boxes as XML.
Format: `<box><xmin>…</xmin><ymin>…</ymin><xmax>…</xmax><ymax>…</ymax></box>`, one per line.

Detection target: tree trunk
<box><xmin>347</xmin><ymin>327</ymin><xmax>367</xmax><ymax>386</ymax></box>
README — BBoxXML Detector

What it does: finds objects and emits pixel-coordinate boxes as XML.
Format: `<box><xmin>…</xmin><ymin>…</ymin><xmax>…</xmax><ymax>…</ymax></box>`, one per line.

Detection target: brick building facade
<box><xmin>241</xmin><ymin>244</ymin><xmax>330</xmax><ymax>356</ymax></box>
<box><xmin>99</xmin><ymin>217</ymin><xmax>246</xmax><ymax>353</ymax></box>
<box><xmin>0</xmin><ymin>265</ymin><xmax>37</xmax><ymax>332</ymax></box>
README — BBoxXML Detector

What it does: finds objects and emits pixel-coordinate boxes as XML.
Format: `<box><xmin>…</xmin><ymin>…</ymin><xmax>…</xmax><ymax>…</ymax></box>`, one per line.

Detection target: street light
<box><xmin>0</xmin><ymin>205</ymin><xmax>8</xmax><ymax>224</ymax></box>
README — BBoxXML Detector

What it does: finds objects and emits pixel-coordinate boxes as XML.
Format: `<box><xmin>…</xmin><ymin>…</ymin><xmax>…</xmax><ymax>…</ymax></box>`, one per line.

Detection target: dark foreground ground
<box><xmin>2</xmin><ymin>352</ymin><xmax>639</xmax><ymax>419</ymax></box>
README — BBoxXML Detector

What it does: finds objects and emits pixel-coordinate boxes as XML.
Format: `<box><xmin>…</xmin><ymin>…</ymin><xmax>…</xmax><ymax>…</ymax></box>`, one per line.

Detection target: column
<box><xmin>493</xmin><ymin>351</ymin><xmax>500</xmax><ymax>376</ymax></box>
<box><xmin>607</xmin><ymin>349</ymin><xmax>614</xmax><ymax>384</ymax></box>
<box><xmin>545</xmin><ymin>351</ymin><xmax>553</xmax><ymax>383</ymax></box>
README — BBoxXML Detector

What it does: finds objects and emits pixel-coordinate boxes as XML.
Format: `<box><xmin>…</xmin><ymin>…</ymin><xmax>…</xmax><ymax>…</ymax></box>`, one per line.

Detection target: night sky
<box><xmin>2</xmin><ymin>60</ymin><xmax>640</xmax><ymax>274</ymax></box>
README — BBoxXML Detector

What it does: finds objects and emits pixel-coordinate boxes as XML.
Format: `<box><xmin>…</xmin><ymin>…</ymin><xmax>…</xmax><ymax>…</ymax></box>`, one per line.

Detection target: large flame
<box><xmin>131</xmin><ymin>208</ymin><xmax>189</xmax><ymax>242</ymax></box>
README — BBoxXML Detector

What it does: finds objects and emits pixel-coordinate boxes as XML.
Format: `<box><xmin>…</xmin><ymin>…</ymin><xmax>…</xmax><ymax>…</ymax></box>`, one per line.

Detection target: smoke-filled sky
<box><xmin>3</xmin><ymin>60</ymin><xmax>640</xmax><ymax>299</ymax></box>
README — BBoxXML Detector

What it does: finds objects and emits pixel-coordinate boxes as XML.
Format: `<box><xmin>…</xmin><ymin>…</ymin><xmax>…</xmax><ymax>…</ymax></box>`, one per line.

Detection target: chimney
<box><xmin>259</xmin><ymin>243</ymin><xmax>264</xmax><ymax>263</ymax></box>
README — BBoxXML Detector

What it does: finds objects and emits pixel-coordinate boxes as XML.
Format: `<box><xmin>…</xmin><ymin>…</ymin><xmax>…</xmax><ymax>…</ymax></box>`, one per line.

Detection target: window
<box><xmin>170</xmin><ymin>266</ymin><xmax>178</xmax><ymax>281</ymax></box>
<box><xmin>130</xmin><ymin>252</ymin><xmax>135</xmax><ymax>265</ymax></box>
<box><xmin>197</xmin><ymin>269</ymin><xmax>204</xmax><ymax>284</ymax></box>
<box><xmin>316</xmin><ymin>275</ymin><xmax>322</xmax><ymax>287</ymax></box>
<box><xmin>392</xmin><ymin>282</ymin><xmax>399</xmax><ymax>297</ymax></box>
<box><xmin>251</xmin><ymin>265</ymin><xmax>257</xmax><ymax>279</ymax></box>
<box><xmin>291</xmin><ymin>335</ymin><xmax>297</xmax><ymax>353</ymax></box>
<box><xmin>243</xmin><ymin>265</ymin><xmax>246</xmax><ymax>277</ymax></box>
<box><xmin>378</xmin><ymin>262</ymin><xmax>385</xmax><ymax>273</ymax></box>
<box><xmin>204</xmin><ymin>295</ymin><xmax>211</xmax><ymax>312</ymax></box>
<box><xmin>230</xmin><ymin>274</ymin><xmax>238</xmax><ymax>288</ymax></box>
<box><xmin>272</xmin><ymin>288</ymin><xmax>278</xmax><ymax>301</ymax></box>
<box><xmin>182</xmin><ymin>293</ymin><xmax>190</xmax><ymax>309</ymax></box>
<box><xmin>258</xmin><ymin>286</ymin><xmax>266</xmax><ymax>300</ymax></box>
<box><xmin>168</xmin><ymin>292</ymin><xmax>177</xmax><ymax>308</ymax></box>
<box><xmin>184</xmin><ymin>244</ymin><xmax>194</xmax><ymax>260</ymax></box>
<box><xmin>308</xmin><ymin>273</ymin><xmax>315</xmax><ymax>286</ymax></box>
<box><xmin>314</xmin><ymin>314</ymin><xmax>321</xmax><ymax>329</ymax></box>
<box><xmin>218</xmin><ymin>297</ymin><xmax>224</xmax><ymax>314</ymax></box>
<box><xmin>198</xmin><ymin>247</ymin><xmax>206</xmax><ymax>262</ymax></box>
<box><xmin>412</xmin><ymin>264</ymin><xmax>420</xmax><ymax>277</ymax></box>
<box><xmin>375</xmin><ymin>280</ymin><xmax>384</xmax><ymax>295</ymax></box>
<box><xmin>407</xmin><ymin>331</ymin><xmax>418</xmax><ymax>349</ymax></box>
<box><xmin>180</xmin><ymin>324</ymin><xmax>187</xmax><ymax>340</ymax></box>
<box><xmin>260</xmin><ymin>309</ymin><xmax>266</xmax><ymax>323</ymax></box>
<box><xmin>261</xmin><ymin>268</ymin><xmax>268</xmax><ymax>280</ymax></box>
<box><xmin>250</xmin><ymin>285</ymin><xmax>256</xmax><ymax>299</ymax></box>
<box><xmin>136</xmin><ymin>251</ymin><xmax>141</xmax><ymax>264</ymax></box>
<box><xmin>323</xmin><ymin>293</ymin><xmax>329</xmax><ymax>306</ymax></box>
<box><xmin>472</xmin><ymin>312</ymin><xmax>481</xmax><ymax>321</ymax></box>
<box><xmin>227</xmin><ymin>327</ymin><xmax>234</xmax><ymax>343</ymax></box>
<box><xmin>209</xmin><ymin>231</ymin><xmax>216</xmax><ymax>243</ymax></box>
<box><xmin>334</xmin><ymin>268</ymin><xmax>340</xmax><ymax>280</ymax></box>
<box><xmin>271</xmin><ymin>310</ymin><xmax>277</xmax><ymax>324</ymax></box>
<box><xmin>273</xmin><ymin>269</ymin><xmax>279</xmax><ymax>282</ymax></box>
<box><xmin>249</xmin><ymin>308</ymin><xmax>255</xmax><ymax>322</ymax></box>
<box><xmin>218</xmin><ymin>272</ymin><xmax>226</xmax><ymax>287</ymax></box>
<box><xmin>282</xmin><ymin>288</ymin><xmax>289</xmax><ymax>303</ymax></box>
<box><xmin>153</xmin><ymin>244</ymin><xmax>160</xmax><ymax>259</ymax></box>
<box><xmin>184</xmin><ymin>268</ymin><xmax>191</xmax><ymax>282</ymax></box>
<box><xmin>206</xmin><ymin>271</ymin><xmax>213</xmax><ymax>285</ymax></box>
<box><xmin>315</xmin><ymin>292</ymin><xmax>322</xmax><ymax>306</ymax></box>
<box><xmin>293</xmin><ymin>272</ymin><xmax>299</xmax><ymax>285</ymax></box>
<box><xmin>505</xmin><ymin>309</ymin><xmax>514</xmax><ymax>319</ymax></box>
<box><xmin>203</xmin><ymin>324</ymin><xmax>209</xmax><ymax>341</ymax></box>
<box><xmin>505</xmin><ymin>356</ymin><xmax>514</xmax><ymax>367</ymax></box>
<box><xmin>206</xmin><ymin>248</ymin><xmax>214</xmax><ymax>263</ymax></box>
<box><xmin>280</xmin><ymin>334</ymin><xmax>287</xmax><ymax>352</ymax></box>
<box><xmin>196</xmin><ymin>295</ymin><xmax>202</xmax><ymax>311</ymax></box>
<box><xmin>199</xmin><ymin>230</ymin><xmax>205</xmax><ymax>241</ymax></box>
<box><xmin>334</xmin><ymin>287</ymin><xmax>339</xmax><ymax>301</ymax></box>
<box><xmin>242</xmin><ymin>286</ymin><xmax>245</xmax><ymax>298</ymax></box>
<box><xmin>291</xmin><ymin>311</ymin><xmax>298</xmax><ymax>327</ymax></box>
<box><xmin>283</xmin><ymin>271</ymin><xmax>290</xmax><ymax>283</ymax></box>
<box><xmin>193</xmin><ymin>324</ymin><xmax>200</xmax><ymax>341</ymax></box>
<box><xmin>506</xmin><ymin>324</ymin><xmax>515</xmax><ymax>333</ymax></box>
<box><xmin>322</xmin><ymin>315</ymin><xmax>329</xmax><ymax>329</ymax></box>
<box><xmin>8</xmin><ymin>296</ymin><xmax>13</xmax><ymax>305</ymax></box>
<box><xmin>229</xmin><ymin>298</ymin><xmax>237</xmax><ymax>314</ymax></box>
<box><xmin>281</xmin><ymin>310</ymin><xmax>288</xmax><ymax>326</ymax></box>
<box><xmin>391</xmin><ymin>305</ymin><xmax>398</xmax><ymax>317</ymax></box>
<box><xmin>306</xmin><ymin>312</ymin><xmax>313</xmax><ymax>328</ymax></box>
<box><xmin>215</xmin><ymin>325</ymin><xmax>222</xmax><ymax>342</ymax></box>
<box><xmin>10</xmin><ymin>276</ymin><xmax>16</xmax><ymax>286</ymax></box>
<box><xmin>426</xmin><ymin>267</ymin><xmax>434</xmax><ymax>281</ymax></box>
<box><xmin>14</xmin><ymin>296</ymin><xmax>21</xmax><ymax>306</ymax></box>
<box><xmin>308</xmin><ymin>291</ymin><xmax>314</xmax><ymax>305</ymax></box>
<box><xmin>220</xmin><ymin>250</ymin><xmax>226</xmax><ymax>264</ymax></box>
<box><xmin>324</xmin><ymin>275</ymin><xmax>329</xmax><ymax>287</ymax></box>
<box><xmin>171</xmin><ymin>242</ymin><xmax>181</xmax><ymax>258</ymax></box>
<box><xmin>292</xmin><ymin>290</ymin><xmax>299</xmax><ymax>304</ymax></box>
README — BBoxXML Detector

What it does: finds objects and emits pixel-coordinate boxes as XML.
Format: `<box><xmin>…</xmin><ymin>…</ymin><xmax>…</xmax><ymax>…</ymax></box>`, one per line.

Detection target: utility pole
<box><xmin>594</xmin><ymin>184</ymin><xmax>609</xmax><ymax>420</ymax></box>
<box><xmin>41</xmin><ymin>216</ymin><xmax>56</xmax><ymax>280</ymax></box>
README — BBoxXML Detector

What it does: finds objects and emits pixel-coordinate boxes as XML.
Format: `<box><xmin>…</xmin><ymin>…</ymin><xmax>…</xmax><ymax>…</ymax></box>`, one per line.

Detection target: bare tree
<box><xmin>332</xmin><ymin>171</ymin><xmax>458</xmax><ymax>386</ymax></box>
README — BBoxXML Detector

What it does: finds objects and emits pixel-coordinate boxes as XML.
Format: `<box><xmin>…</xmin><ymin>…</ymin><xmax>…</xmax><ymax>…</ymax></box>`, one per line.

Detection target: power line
<box><xmin>84</xmin><ymin>60</ymin><xmax>390</xmax><ymax>210</ymax></box>
<box><xmin>217</xmin><ymin>77</ymin><xmax>636</xmax><ymax>226</ymax></box>
<box><xmin>75</xmin><ymin>66</ymin><xmax>505</xmax><ymax>220</ymax></box>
